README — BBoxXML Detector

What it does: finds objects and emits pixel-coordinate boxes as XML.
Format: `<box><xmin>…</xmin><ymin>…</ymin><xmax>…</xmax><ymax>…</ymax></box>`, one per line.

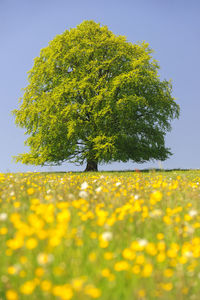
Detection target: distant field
<box><xmin>0</xmin><ymin>170</ymin><xmax>200</xmax><ymax>300</ymax></box>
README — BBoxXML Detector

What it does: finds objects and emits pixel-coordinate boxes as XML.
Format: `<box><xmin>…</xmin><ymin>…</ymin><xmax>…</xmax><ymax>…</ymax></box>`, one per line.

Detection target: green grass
<box><xmin>0</xmin><ymin>170</ymin><xmax>200</xmax><ymax>299</ymax></box>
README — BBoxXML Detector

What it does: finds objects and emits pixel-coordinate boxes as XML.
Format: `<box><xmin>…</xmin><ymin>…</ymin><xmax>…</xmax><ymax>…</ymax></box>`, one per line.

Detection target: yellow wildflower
<box><xmin>142</xmin><ymin>263</ymin><xmax>153</xmax><ymax>277</ymax></box>
<box><xmin>132</xmin><ymin>265</ymin><xmax>141</xmax><ymax>274</ymax></box>
<box><xmin>8</xmin><ymin>266</ymin><xmax>17</xmax><ymax>275</ymax></box>
<box><xmin>104</xmin><ymin>252</ymin><xmax>113</xmax><ymax>260</ymax></box>
<box><xmin>35</xmin><ymin>267</ymin><xmax>44</xmax><ymax>277</ymax></box>
<box><xmin>26</xmin><ymin>238</ymin><xmax>38</xmax><ymax>249</ymax></box>
<box><xmin>84</xmin><ymin>285</ymin><xmax>101</xmax><ymax>298</ymax></box>
<box><xmin>138</xmin><ymin>289</ymin><xmax>146</xmax><ymax>297</ymax></box>
<box><xmin>114</xmin><ymin>261</ymin><xmax>130</xmax><ymax>271</ymax></box>
<box><xmin>71</xmin><ymin>278</ymin><xmax>84</xmax><ymax>291</ymax></box>
<box><xmin>6</xmin><ymin>290</ymin><xmax>18</xmax><ymax>300</ymax></box>
<box><xmin>20</xmin><ymin>281</ymin><xmax>35</xmax><ymax>295</ymax></box>
<box><xmin>150</xmin><ymin>191</ymin><xmax>162</xmax><ymax>205</ymax></box>
<box><xmin>0</xmin><ymin>227</ymin><xmax>8</xmax><ymax>234</ymax></box>
<box><xmin>163</xmin><ymin>268</ymin><xmax>174</xmax><ymax>277</ymax></box>
<box><xmin>157</xmin><ymin>252</ymin><xmax>166</xmax><ymax>262</ymax></box>
<box><xmin>161</xmin><ymin>282</ymin><xmax>173</xmax><ymax>291</ymax></box>
<box><xmin>122</xmin><ymin>248</ymin><xmax>136</xmax><ymax>260</ymax></box>
<box><xmin>101</xmin><ymin>268</ymin><xmax>110</xmax><ymax>277</ymax></box>
<box><xmin>156</xmin><ymin>233</ymin><xmax>164</xmax><ymax>240</ymax></box>
<box><xmin>27</xmin><ymin>188</ymin><xmax>35</xmax><ymax>195</ymax></box>
<box><xmin>40</xmin><ymin>280</ymin><xmax>52</xmax><ymax>291</ymax></box>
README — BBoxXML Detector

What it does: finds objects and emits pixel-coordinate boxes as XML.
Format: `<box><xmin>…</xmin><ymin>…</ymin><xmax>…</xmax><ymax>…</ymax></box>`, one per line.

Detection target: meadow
<box><xmin>0</xmin><ymin>170</ymin><xmax>200</xmax><ymax>300</ymax></box>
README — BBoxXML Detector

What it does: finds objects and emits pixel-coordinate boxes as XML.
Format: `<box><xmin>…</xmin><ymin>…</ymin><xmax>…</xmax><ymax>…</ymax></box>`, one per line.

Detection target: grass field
<box><xmin>0</xmin><ymin>170</ymin><xmax>200</xmax><ymax>300</ymax></box>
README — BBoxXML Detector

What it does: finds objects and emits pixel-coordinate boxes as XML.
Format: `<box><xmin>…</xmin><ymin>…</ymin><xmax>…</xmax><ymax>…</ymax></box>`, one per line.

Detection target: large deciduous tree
<box><xmin>13</xmin><ymin>20</ymin><xmax>179</xmax><ymax>171</ymax></box>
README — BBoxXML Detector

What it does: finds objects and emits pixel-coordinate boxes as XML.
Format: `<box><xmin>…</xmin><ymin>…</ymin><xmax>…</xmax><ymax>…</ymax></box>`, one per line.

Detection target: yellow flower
<box><xmin>150</xmin><ymin>191</ymin><xmax>162</xmax><ymax>205</ymax></box>
<box><xmin>156</xmin><ymin>233</ymin><xmax>164</xmax><ymax>240</ymax></box>
<box><xmin>132</xmin><ymin>265</ymin><xmax>141</xmax><ymax>274</ymax></box>
<box><xmin>0</xmin><ymin>227</ymin><xmax>8</xmax><ymax>234</ymax></box>
<box><xmin>163</xmin><ymin>268</ymin><xmax>174</xmax><ymax>277</ymax></box>
<box><xmin>157</xmin><ymin>252</ymin><xmax>166</xmax><ymax>262</ymax></box>
<box><xmin>20</xmin><ymin>281</ymin><xmax>35</xmax><ymax>295</ymax></box>
<box><xmin>122</xmin><ymin>248</ymin><xmax>136</xmax><ymax>260</ymax></box>
<box><xmin>145</xmin><ymin>243</ymin><xmax>157</xmax><ymax>256</ymax></box>
<box><xmin>90</xmin><ymin>232</ymin><xmax>97</xmax><ymax>239</ymax></box>
<box><xmin>14</xmin><ymin>202</ymin><xmax>21</xmax><ymax>208</ymax></box>
<box><xmin>157</xmin><ymin>241</ymin><xmax>166</xmax><ymax>251</ymax></box>
<box><xmin>52</xmin><ymin>285</ymin><xmax>73</xmax><ymax>299</ymax></box>
<box><xmin>40</xmin><ymin>280</ymin><xmax>52</xmax><ymax>291</ymax></box>
<box><xmin>37</xmin><ymin>230</ymin><xmax>48</xmax><ymax>240</ymax></box>
<box><xmin>104</xmin><ymin>252</ymin><xmax>113</xmax><ymax>260</ymax></box>
<box><xmin>142</xmin><ymin>263</ymin><xmax>153</xmax><ymax>277</ymax></box>
<box><xmin>138</xmin><ymin>289</ymin><xmax>146</xmax><ymax>297</ymax></box>
<box><xmin>6</xmin><ymin>290</ymin><xmax>18</xmax><ymax>300</ymax></box>
<box><xmin>163</xmin><ymin>215</ymin><xmax>172</xmax><ymax>225</ymax></box>
<box><xmin>57</xmin><ymin>209</ymin><xmax>71</xmax><ymax>223</ymax></box>
<box><xmin>35</xmin><ymin>267</ymin><xmax>44</xmax><ymax>277</ymax></box>
<box><xmin>71</xmin><ymin>278</ymin><xmax>84</xmax><ymax>291</ymax></box>
<box><xmin>84</xmin><ymin>285</ymin><xmax>101</xmax><ymax>298</ymax></box>
<box><xmin>184</xmin><ymin>214</ymin><xmax>192</xmax><ymax>221</ymax></box>
<box><xmin>161</xmin><ymin>282</ymin><xmax>173</xmax><ymax>291</ymax></box>
<box><xmin>49</xmin><ymin>236</ymin><xmax>61</xmax><ymax>247</ymax></box>
<box><xmin>9</xmin><ymin>213</ymin><xmax>20</xmax><ymax>224</ymax></box>
<box><xmin>136</xmin><ymin>255</ymin><xmax>145</xmax><ymax>265</ymax></box>
<box><xmin>178</xmin><ymin>256</ymin><xmax>188</xmax><ymax>264</ymax></box>
<box><xmin>8</xmin><ymin>266</ymin><xmax>17</xmax><ymax>275</ymax></box>
<box><xmin>26</xmin><ymin>238</ymin><xmax>38</xmax><ymax>249</ymax></box>
<box><xmin>96</xmin><ymin>209</ymin><xmax>108</xmax><ymax>226</ymax></box>
<box><xmin>167</xmin><ymin>249</ymin><xmax>178</xmax><ymax>258</ymax></box>
<box><xmin>28</xmin><ymin>214</ymin><xmax>44</xmax><ymax>230</ymax></box>
<box><xmin>114</xmin><ymin>261</ymin><xmax>130</xmax><ymax>271</ymax></box>
<box><xmin>37</xmin><ymin>253</ymin><xmax>52</xmax><ymax>265</ymax></box>
<box><xmin>175</xmin><ymin>216</ymin><xmax>181</xmax><ymax>223</ymax></box>
<box><xmin>192</xmin><ymin>237</ymin><xmax>200</xmax><ymax>245</ymax></box>
<box><xmin>6</xmin><ymin>236</ymin><xmax>24</xmax><ymax>250</ymax></box>
<box><xmin>99</xmin><ymin>239</ymin><xmax>109</xmax><ymax>248</ymax></box>
<box><xmin>61</xmin><ymin>286</ymin><xmax>73</xmax><ymax>300</ymax></box>
<box><xmin>106</xmin><ymin>216</ymin><xmax>116</xmax><ymax>226</ymax></box>
<box><xmin>131</xmin><ymin>240</ymin><xmax>146</xmax><ymax>251</ymax></box>
<box><xmin>44</xmin><ymin>195</ymin><xmax>52</xmax><ymax>201</ymax></box>
<box><xmin>75</xmin><ymin>238</ymin><xmax>83</xmax><ymax>246</ymax></box>
<box><xmin>101</xmin><ymin>268</ymin><xmax>110</xmax><ymax>277</ymax></box>
<box><xmin>27</xmin><ymin>188</ymin><xmax>35</xmax><ymax>195</ymax></box>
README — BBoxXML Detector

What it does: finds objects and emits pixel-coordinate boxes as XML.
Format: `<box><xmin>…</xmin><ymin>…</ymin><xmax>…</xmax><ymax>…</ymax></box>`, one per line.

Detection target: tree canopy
<box><xmin>13</xmin><ymin>20</ymin><xmax>179</xmax><ymax>171</ymax></box>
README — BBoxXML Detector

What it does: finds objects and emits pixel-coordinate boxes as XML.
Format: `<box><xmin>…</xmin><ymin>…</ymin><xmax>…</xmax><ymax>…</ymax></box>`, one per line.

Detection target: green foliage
<box><xmin>13</xmin><ymin>20</ymin><xmax>179</xmax><ymax>167</ymax></box>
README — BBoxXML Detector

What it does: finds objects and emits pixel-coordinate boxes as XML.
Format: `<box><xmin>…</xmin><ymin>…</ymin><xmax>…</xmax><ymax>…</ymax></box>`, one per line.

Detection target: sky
<box><xmin>0</xmin><ymin>0</ymin><xmax>200</xmax><ymax>172</ymax></box>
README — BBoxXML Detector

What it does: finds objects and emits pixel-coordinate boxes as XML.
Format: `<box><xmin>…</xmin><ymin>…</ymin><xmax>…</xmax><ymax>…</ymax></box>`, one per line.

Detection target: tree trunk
<box><xmin>84</xmin><ymin>159</ymin><xmax>98</xmax><ymax>172</ymax></box>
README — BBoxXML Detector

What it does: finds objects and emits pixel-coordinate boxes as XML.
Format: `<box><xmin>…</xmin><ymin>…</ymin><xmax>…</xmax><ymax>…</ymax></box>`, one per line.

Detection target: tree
<box><xmin>13</xmin><ymin>20</ymin><xmax>179</xmax><ymax>171</ymax></box>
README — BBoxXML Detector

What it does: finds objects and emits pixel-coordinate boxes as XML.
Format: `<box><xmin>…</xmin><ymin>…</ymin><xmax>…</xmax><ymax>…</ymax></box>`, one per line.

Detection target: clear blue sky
<box><xmin>1</xmin><ymin>0</ymin><xmax>200</xmax><ymax>172</ymax></box>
